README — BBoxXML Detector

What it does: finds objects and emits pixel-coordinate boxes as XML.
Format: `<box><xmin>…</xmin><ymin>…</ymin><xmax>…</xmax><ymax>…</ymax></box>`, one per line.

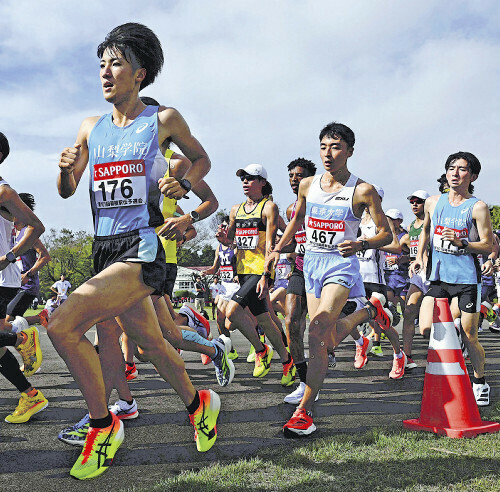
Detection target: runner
<box><xmin>411</xmin><ymin>151</ymin><xmax>493</xmax><ymax>406</ymax></box>
<box><xmin>400</xmin><ymin>190</ymin><xmax>431</xmax><ymax>369</ymax></box>
<box><xmin>0</xmin><ymin>131</ymin><xmax>47</xmax><ymax>423</ymax></box>
<box><xmin>266</xmin><ymin>122</ymin><xmax>394</xmax><ymax>436</ymax></box>
<box><xmin>50</xmin><ymin>23</ymin><xmax>220</xmax><ymax>479</ymax></box>
<box><xmin>209</xmin><ymin>275</ymin><xmax>221</xmax><ymax>320</ymax></box>
<box><xmin>383</xmin><ymin>208</ymin><xmax>409</xmax><ymax>311</ymax></box>
<box><xmin>50</xmin><ymin>274</ymin><xmax>71</xmax><ymax>305</ymax></box>
<box><xmin>216</xmin><ymin>164</ymin><xmax>295</xmax><ymax>386</ymax></box>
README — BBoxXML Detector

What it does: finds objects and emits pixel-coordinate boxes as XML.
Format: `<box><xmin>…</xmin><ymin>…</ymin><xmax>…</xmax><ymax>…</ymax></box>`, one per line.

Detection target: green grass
<box><xmin>129</xmin><ymin>403</ymin><xmax>500</xmax><ymax>492</ymax></box>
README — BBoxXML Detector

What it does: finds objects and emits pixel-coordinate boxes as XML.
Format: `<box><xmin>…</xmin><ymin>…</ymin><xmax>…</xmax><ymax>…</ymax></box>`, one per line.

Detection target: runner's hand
<box><xmin>264</xmin><ymin>251</ymin><xmax>279</xmax><ymax>273</ymax></box>
<box><xmin>481</xmin><ymin>259</ymin><xmax>494</xmax><ymax>276</ymax></box>
<box><xmin>157</xmin><ymin>216</ymin><xmax>190</xmax><ymax>241</ymax></box>
<box><xmin>158</xmin><ymin>176</ymin><xmax>189</xmax><ymax>200</ymax></box>
<box><xmin>59</xmin><ymin>143</ymin><xmax>81</xmax><ymax>175</ymax></box>
<box><xmin>337</xmin><ymin>240</ymin><xmax>360</xmax><ymax>257</ymax></box>
<box><xmin>256</xmin><ymin>276</ymin><xmax>268</xmax><ymax>300</ymax></box>
<box><xmin>410</xmin><ymin>259</ymin><xmax>422</xmax><ymax>277</ymax></box>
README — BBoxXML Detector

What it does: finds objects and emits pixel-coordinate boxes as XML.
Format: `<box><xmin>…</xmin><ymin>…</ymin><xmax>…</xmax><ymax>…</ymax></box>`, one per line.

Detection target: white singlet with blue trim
<box><xmin>357</xmin><ymin>218</ymin><xmax>386</xmax><ymax>285</ymax></box>
<box><xmin>88</xmin><ymin>105</ymin><xmax>168</xmax><ymax>237</ymax></box>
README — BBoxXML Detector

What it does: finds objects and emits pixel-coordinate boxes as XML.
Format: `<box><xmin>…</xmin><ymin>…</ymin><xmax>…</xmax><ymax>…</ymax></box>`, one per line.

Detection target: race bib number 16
<box><xmin>93</xmin><ymin>159</ymin><xmax>146</xmax><ymax>208</ymax></box>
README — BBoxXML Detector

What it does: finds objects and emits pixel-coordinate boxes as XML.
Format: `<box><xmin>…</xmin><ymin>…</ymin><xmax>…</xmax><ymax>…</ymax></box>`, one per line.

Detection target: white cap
<box><xmin>407</xmin><ymin>190</ymin><xmax>430</xmax><ymax>201</ymax></box>
<box><xmin>385</xmin><ymin>208</ymin><xmax>403</xmax><ymax>220</ymax></box>
<box><xmin>236</xmin><ymin>164</ymin><xmax>268</xmax><ymax>180</ymax></box>
<box><xmin>373</xmin><ymin>184</ymin><xmax>384</xmax><ymax>199</ymax></box>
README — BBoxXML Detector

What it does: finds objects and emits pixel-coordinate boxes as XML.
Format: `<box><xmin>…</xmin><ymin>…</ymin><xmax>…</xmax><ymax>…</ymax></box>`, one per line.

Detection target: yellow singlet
<box><xmin>235</xmin><ymin>197</ymin><xmax>268</xmax><ymax>275</ymax></box>
<box><xmin>155</xmin><ymin>149</ymin><xmax>178</xmax><ymax>264</ymax></box>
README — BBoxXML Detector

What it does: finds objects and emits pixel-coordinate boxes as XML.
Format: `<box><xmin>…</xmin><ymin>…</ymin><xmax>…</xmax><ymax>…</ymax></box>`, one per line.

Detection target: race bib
<box><xmin>306</xmin><ymin>217</ymin><xmax>344</xmax><ymax>249</ymax></box>
<box><xmin>384</xmin><ymin>253</ymin><xmax>398</xmax><ymax>270</ymax></box>
<box><xmin>93</xmin><ymin>159</ymin><xmax>146</xmax><ymax>209</ymax></box>
<box><xmin>219</xmin><ymin>265</ymin><xmax>234</xmax><ymax>281</ymax></box>
<box><xmin>295</xmin><ymin>229</ymin><xmax>306</xmax><ymax>254</ymax></box>
<box><xmin>434</xmin><ymin>225</ymin><xmax>467</xmax><ymax>255</ymax></box>
<box><xmin>235</xmin><ymin>227</ymin><xmax>259</xmax><ymax>250</ymax></box>
<box><xmin>409</xmin><ymin>238</ymin><xmax>419</xmax><ymax>258</ymax></box>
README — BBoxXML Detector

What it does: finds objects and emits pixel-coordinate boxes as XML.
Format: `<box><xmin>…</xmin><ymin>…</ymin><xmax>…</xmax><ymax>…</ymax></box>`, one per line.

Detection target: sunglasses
<box><xmin>240</xmin><ymin>174</ymin><xmax>258</xmax><ymax>182</ymax></box>
<box><xmin>409</xmin><ymin>199</ymin><xmax>424</xmax><ymax>205</ymax></box>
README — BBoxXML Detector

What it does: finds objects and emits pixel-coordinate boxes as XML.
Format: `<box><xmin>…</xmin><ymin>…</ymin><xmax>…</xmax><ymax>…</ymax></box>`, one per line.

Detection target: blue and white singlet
<box><xmin>88</xmin><ymin>105</ymin><xmax>168</xmax><ymax>237</ymax></box>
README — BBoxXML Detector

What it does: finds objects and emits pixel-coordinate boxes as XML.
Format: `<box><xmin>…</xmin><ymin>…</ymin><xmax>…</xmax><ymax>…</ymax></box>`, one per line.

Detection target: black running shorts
<box><xmin>232</xmin><ymin>274</ymin><xmax>268</xmax><ymax>316</ymax></box>
<box><xmin>0</xmin><ymin>287</ymin><xmax>19</xmax><ymax>319</ymax></box>
<box><xmin>425</xmin><ymin>281</ymin><xmax>480</xmax><ymax>313</ymax></box>
<box><xmin>92</xmin><ymin>229</ymin><xmax>166</xmax><ymax>296</ymax></box>
<box><xmin>163</xmin><ymin>263</ymin><xmax>178</xmax><ymax>299</ymax></box>
<box><xmin>286</xmin><ymin>267</ymin><xmax>306</xmax><ymax>298</ymax></box>
<box><xmin>6</xmin><ymin>290</ymin><xmax>36</xmax><ymax>317</ymax></box>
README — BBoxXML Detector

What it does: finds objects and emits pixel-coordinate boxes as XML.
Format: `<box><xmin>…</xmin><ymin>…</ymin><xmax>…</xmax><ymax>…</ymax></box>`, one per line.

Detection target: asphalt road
<box><xmin>1</xmin><ymin>317</ymin><xmax>499</xmax><ymax>491</ymax></box>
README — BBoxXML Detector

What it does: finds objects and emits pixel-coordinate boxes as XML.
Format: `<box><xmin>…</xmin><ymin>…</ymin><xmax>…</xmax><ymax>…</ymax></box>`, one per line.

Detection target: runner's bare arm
<box><xmin>263</xmin><ymin>200</ymin><xmax>279</xmax><ymax>256</ymax></box>
<box><xmin>202</xmin><ymin>248</ymin><xmax>221</xmax><ymax>276</ymax></box>
<box><xmin>411</xmin><ymin>195</ymin><xmax>437</xmax><ymax>275</ymax></box>
<box><xmin>58</xmin><ymin>117</ymin><xmax>98</xmax><ymax>198</ymax></box>
<box><xmin>21</xmin><ymin>239</ymin><xmax>51</xmax><ymax>285</ymax></box>
<box><xmin>158</xmin><ymin>107</ymin><xmax>210</xmax><ymax>199</ymax></box>
<box><xmin>339</xmin><ymin>183</ymin><xmax>391</xmax><ymax>257</ymax></box>
<box><xmin>465</xmin><ymin>200</ymin><xmax>493</xmax><ymax>255</ymax></box>
<box><xmin>278</xmin><ymin>203</ymin><xmax>297</xmax><ymax>253</ymax></box>
<box><xmin>264</xmin><ymin>178</ymin><xmax>311</xmax><ymax>272</ymax></box>
<box><xmin>379</xmin><ymin>216</ymin><xmax>402</xmax><ymax>254</ymax></box>
<box><xmin>0</xmin><ymin>186</ymin><xmax>45</xmax><ymax>270</ymax></box>
<box><xmin>216</xmin><ymin>204</ymin><xmax>238</xmax><ymax>246</ymax></box>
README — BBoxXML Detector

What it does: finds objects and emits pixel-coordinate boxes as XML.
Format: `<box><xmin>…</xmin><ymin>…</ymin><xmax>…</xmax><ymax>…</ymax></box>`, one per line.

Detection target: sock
<box><xmin>355</xmin><ymin>336</ymin><xmax>364</xmax><ymax>346</ymax></box>
<box><xmin>126</xmin><ymin>361</ymin><xmax>135</xmax><ymax>368</ymax></box>
<box><xmin>281</xmin><ymin>330</ymin><xmax>288</xmax><ymax>347</ymax></box>
<box><xmin>394</xmin><ymin>351</ymin><xmax>403</xmax><ymax>359</ymax></box>
<box><xmin>471</xmin><ymin>375</ymin><xmax>486</xmax><ymax>385</ymax></box>
<box><xmin>90</xmin><ymin>412</ymin><xmax>113</xmax><ymax>429</ymax></box>
<box><xmin>26</xmin><ymin>387</ymin><xmax>38</xmax><ymax>397</ymax></box>
<box><xmin>186</xmin><ymin>390</ymin><xmax>200</xmax><ymax>414</ymax></box>
<box><xmin>296</xmin><ymin>360</ymin><xmax>307</xmax><ymax>383</ymax></box>
<box><xmin>0</xmin><ymin>350</ymin><xmax>31</xmax><ymax>392</ymax></box>
<box><xmin>181</xmin><ymin>329</ymin><xmax>214</xmax><ymax>347</ymax></box>
<box><xmin>0</xmin><ymin>332</ymin><xmax>18</xmax><ymax>348</ymax></box>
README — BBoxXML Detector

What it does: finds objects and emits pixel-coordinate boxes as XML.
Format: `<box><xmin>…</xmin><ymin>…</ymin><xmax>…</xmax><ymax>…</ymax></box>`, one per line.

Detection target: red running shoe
<box><xmin>354</xmin><ymin>336</ymin><xmax>372</xmax><ymax>369</ymax></box>
<box><xmin>366</xmin><ymin>293</ymin><xmax>393</xmax><ymax>330</ymax></box>
<box><xmin>125</xmin><ymin>363</ymin><xmax>138</xmax><ymax>381</ymax></box>
<box><xmin>283</xmin><ymin>407</ymin><xmax>316</xmax><ymax>438</ymax></box>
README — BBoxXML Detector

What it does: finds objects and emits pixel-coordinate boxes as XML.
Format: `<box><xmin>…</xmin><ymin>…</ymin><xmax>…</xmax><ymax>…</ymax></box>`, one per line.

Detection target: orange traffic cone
<box><xmin>403</xmin><ymin>297</ymin><xmax>500</xmax><ymax>438</ymax></box>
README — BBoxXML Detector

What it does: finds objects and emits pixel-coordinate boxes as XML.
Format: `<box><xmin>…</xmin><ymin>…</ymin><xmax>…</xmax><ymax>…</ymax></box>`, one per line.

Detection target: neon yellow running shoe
<box><xmin>281</xmin><ymin>357</ymin><xmax>296</xmax><ymax>387</ymax></box>
<box><xmin>189</xmin><ymin>389</ymin><xmax>220</xmax><ymax>452</ymax></box>
<box><xmin>253</xmin><ymin>344</ymin><xmax>273</xmax><ymax>378</ymax></box>
<box><xmin>16</xmin><ymin>327</ymin><xmax>42</xmax><ymax>377</ymax></box>
<box><xmin>228</xmin><ymin>348</ymin><xmax>239</xmax><ymax>360</ymax></box>
<box><xmin>70</xmin><ymin>413</ymin><xmax>124</xmax><ymax>480</ymax></box>
<box><xmin>4</xmin><ymin>390</ymin><xmax>48</xmax><ymax>424</ymax></box>
<box><xmin>246</xmin><ymin>345</ymin><xmax>256</xmax><ymax>363</ymax></box>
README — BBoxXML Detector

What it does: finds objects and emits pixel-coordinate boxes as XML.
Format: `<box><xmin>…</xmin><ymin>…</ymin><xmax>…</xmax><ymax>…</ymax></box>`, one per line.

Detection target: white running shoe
<box><xmin>11</xmin><ymin>316</ymin><xmax>29</xmax><ymax>334</ymax></box>
<box><xmin>473</xmin><ymin>382</ymin><xmax>490</xmax><ymax>407</ymax></box>
<box><xmin>109</xmin><ymin>399</ymin><xmax>139</xmax><ymax>420</ymax></box>
<box><xmin>283</xmin><ymin>382</ymin><xmax>319</xmax><ymax>405</ymax></box>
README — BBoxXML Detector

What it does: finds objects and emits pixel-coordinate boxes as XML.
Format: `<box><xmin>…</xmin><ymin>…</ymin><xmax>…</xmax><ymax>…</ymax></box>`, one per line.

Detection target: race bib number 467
<box><xmin>306</xmin><ymin>217</ymin><xmax>344</xmax><ymax>249</ymax></box>
<box><xmin>93</xmin><ymin>160</ymin><xmax>146</xmax><ymax>208</ymax></box>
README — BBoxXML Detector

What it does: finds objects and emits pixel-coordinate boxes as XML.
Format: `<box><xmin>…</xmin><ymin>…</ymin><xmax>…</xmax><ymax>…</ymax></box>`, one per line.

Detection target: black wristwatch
<box><xmin>190</xmin><ymin>210</ymin><xmax>200</xmax><ymax>223</ymax></box>
<box><xmin>5</xmin><ymin>251</ymin><xmax>16</xmax><ymax>263</ymax></box>
<box><xmin>360</xmin><ymin>240</ymin><xmax>369</xmax><ymax>253</ymax></box>
<box><xmin>178</xmin><ymin>178</ymin><xmax>192</xmax><ymax>193</ymax></box>
<box><xmin>459</xmin><ymin>239</ymin><xmax>469</xmax><ymax>251</ymax></box>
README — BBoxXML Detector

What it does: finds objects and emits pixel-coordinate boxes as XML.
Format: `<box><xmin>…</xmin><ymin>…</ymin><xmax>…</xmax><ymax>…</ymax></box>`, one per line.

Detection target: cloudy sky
<box><xmin>1</xmin><ymin>0</ymin><xmax>498</xmax><ymax>235</ymax></box>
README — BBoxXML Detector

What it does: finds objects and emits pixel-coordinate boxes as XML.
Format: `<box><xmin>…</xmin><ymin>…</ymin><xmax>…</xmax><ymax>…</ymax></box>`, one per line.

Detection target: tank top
<box><xmin>88</xmin><ymin>105</ymin><xmax>168</xmax><ymax>237</ymax></box>
<box><xmin>291</xmin><ymin>200</ymin><xmax>305</xmax><ymax>271</ymax></box>
<box><xmin>16</xmin><ymin>227</ymin><xmax>40</xmax><ymax>295</ymax></box>
<box><xmin>408</xmin><ymin>219</ymin><xmax>424</xmax><ymax>260</ymax></box>
<box><xmin>305</xmin><ymin>173</ymin><xmax>360</xmax><ymax>254</ymax></box>
<box><xmin>235</xmin><ymin>197</ymin><xmax>268</xmax><ymax>275</ymax></box>
<box><xmin>384</xmin><ymin>230</ymin><xmax>409</xmax><ymax>276</ymax></box>
<box><xmin>0</xmin><ymin>180</ymin><xmax>21</xmax><ymax>288</ymax></box>
<box><xmin>217</xmin><ymin>244</ymin><xmax>236</xmax><ymax>281</ymax></box>
<box><xmin>155</xmin><ymin>149</ymin><xmax>177</xmax><ymax>264</ymax></box>
<box><xmin>357</xmin><ymin>218</ymin><xmax>386</xmax><ymax>285</ymax></box>
<box><xmin>429</xmin><ymin>193</ymin><xmax>480</xmax><ymax>284</ymax></box>
<box><xmin>276</xmin><ymin>254</ymin><xmax>292</xmax><ymax>281</ymax></box>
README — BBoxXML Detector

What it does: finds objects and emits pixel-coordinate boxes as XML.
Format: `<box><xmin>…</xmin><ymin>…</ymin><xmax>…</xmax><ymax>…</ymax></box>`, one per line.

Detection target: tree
<box><xmin>38</xmin><ymin>228</ymin><xmax>94</xmax><ymax>299</ymax></box>
<box><xmin>489</xmin><ymin>205</ymin><xmax>500</xmax><ymax>231</ymax></box>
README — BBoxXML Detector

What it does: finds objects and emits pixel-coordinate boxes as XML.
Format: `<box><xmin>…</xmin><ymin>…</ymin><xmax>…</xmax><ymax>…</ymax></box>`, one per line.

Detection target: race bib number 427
<box><xmin>93</xmin><ymin>160</ymin><xmax>146</xmax><ymax>208</ymax></box>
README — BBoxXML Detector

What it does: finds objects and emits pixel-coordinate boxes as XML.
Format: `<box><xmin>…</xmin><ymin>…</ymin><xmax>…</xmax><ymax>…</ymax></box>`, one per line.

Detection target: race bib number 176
<box><xmin>93</xmin><ymin>160</ymin><xmax>146</xmax><ymax>208</ymax></box>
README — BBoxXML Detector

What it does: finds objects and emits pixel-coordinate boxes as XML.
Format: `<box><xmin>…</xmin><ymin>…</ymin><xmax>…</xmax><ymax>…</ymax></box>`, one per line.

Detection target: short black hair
<box><xmin>18</xmin><ymin>193</ymin><xmax>35</xmax><ymax>211</ymax></box>
<box><xmin>445</xmin><ymin>151</ymin><xmax>481</xmax><ymax>176</ymax></box>
<box><xmin>287</xmin><ymin>158</ymin><xmax>317</xmax><ymax>177</ymax></box>
<box><xmin>319</xmin><ymin>122</ymin><xmax>355</xmax><ymax>149</ymax></box>
<box><xmin>0</xmin><ymin>132</ymin><xmax>10</xmax><ymax>164</ymax></box>
<box><xmin>97</xmin><ymin>23</ymin><xmax>164</xmax><ymax>90</ymax></box>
